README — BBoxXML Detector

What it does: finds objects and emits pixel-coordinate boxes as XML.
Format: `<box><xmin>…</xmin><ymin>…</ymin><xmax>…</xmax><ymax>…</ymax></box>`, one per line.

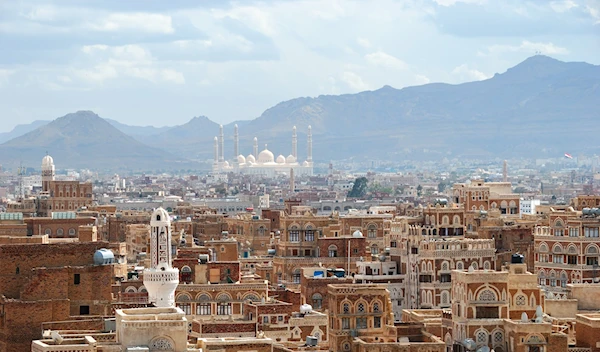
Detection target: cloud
<box><xmin>451</xmin><ymin>64</ymin><xmax>488</xmax><ymax>81</ymax></box>
<box><xmin>484</xmin><ymin>40</ymin><xmax>569</xmax><ymax>56</ymax></box>
<box><xmin>550</xmin><ymin>0</ymin><xmax>578</xmax><ymax>13</ymax></box>
<box><xmin>433</xmin><ymin>0</ymin><xmax>486</xmax><ymax>6</ymax></box>
<box><xmin>89</xmin><ymin>13</ymin><xmax>175</xmax><ymax>34</ymax></box>
<box><xmin>341</xmin><ymin>72</ymin><xmax>370</xmax><ymax>91</ymax></box>
<box><xmin>0</xmin><ymin>69</ymin><xmax>14</xmax><ymax>86</ymax></box>
<box><xmin>357</xmin><ymin>37</ymin><xmax>371</xmax><ymax>48</ymax></box>
<box><xmin>414</xmin><ymin>74</ymin><xmax>431</xmax><ymax>85</ymax></box>
<box><xmin>365</xmin><ymin>51</ymin><xmax>408</xmax><ymax>70</ymax></box>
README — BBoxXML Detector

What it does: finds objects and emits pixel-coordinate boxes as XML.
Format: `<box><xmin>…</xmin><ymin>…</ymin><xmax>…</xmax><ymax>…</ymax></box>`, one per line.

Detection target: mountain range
<box><xmin>1</xmin><ymin>55</ymin><xmax>598</xmax><ymax>171</ymax></box>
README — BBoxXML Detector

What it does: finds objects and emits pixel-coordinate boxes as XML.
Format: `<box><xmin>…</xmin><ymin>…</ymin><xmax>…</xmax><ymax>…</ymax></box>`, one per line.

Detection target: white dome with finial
<box><xmin>247</xmin><ymin>154</ymin><xmax>256</xmax><ymax>163</ymax></box>
<box><xmin>237</xmin><ymin>155</ymin><xmax>246</xmax><ymax>163</ymax></box>
<box><xmin>276</xmin><ymin>155</ymin><xmax>286</xmax><ymax>164</ymax></box>
<box><xmin>286</xmin><ymin>155</ymin><xmax>296</xmax><ymax>163</ymax></box>
<box><xmin>42</xmin><ymin>154</ymin><xmax>54</xmax><ymax>168</ymax></box>
<box><xmin>258</xmin><ymin>146</ymin><xmax>275</xmax><ymax>163</ymax></box>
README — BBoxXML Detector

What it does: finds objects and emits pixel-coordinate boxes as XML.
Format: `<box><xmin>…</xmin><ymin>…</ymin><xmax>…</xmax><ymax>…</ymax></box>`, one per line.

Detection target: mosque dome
<box><xmin>258</xmin><ymin>148</ymin><xmax>275</xmax><ymax>163</ymax></box>
<box><xmin>223</xmin><ymin>161</ymin><xmax>230</xmax><ymax>167</ymax></box>
<box><xmin>302</xmin><ymin>161</ymin><xmax>309</xmax><ymax>167</ymax></box>
<box><xmin>247</xmin><ymin>155</ymin><xmax>256</xmax><ymax>163</ymax></box>
<box><xmin>286</xmin><ymin>155</ymin><xmax>296</xmax><ymax>163</ymax></box>
<box><xmin>352</xmin><ymin>230</ymin><xmax>364</xmax><ymax>238</ymax></box>
<box><xmin>237</xmin><ymin>155</ymin><xmax>246</xmax><ymax>164</ymax></box>
<box><xmin>276</xmin><ymin>155</ymin><xmax>286</xmax><ymax>164</ymax></box>
<box><xmin>42</xmin><ymin>154</ymin><xmax>54</xmax><ymax>168</ymax></box>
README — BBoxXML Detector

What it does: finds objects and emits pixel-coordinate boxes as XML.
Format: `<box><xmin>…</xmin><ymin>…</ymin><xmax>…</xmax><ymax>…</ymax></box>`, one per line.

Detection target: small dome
<box><xmin>42</xmin><ymin>154</ymin><xmax>54</xmax><ymax>168</ymax></box>
<box><xmin>302</xmin><ymin>161</ymin><xmax>309</xmax><ymax>167</ymax></box>
<box><xmin>247</xmin><ymin>154</ymin><xmax>256</xmax><ymax>163</ymax></box>
<box><xmin>152</xmin><ymin>207</ymin><xmax>170</xmax><ymax>223</ymax></box>
<box><xmin>223</xmin><ymin>161</ymin><xmax>230</xmax><ymax>167</ymax></box>
<box><xmin>352</xmin><ymin>230</ymin><xmax>364</xmax><ymax>238</ymax></box>
<box><xmin>258</xmin><ymin>148</ymin><xmax>274</xmax><ymax>163</ymax></box>
<box><xmin>93</xmin><ymin>248</ymin><xmax>115</xmax><ymax>265</ymax></box>
<box><xmin>276</xmin><ymin>155</ymin><xmax>286</xmax><ymax>164</ymax></box>
<box><xmin>286</xmin><ymin>155</ymin><xmax>296</xmax><ymax>163</ymax></box>
<box><xmin>237</xmin><ymin>155</ymin><xmax>246</xmax><ymax>163</ymax></box>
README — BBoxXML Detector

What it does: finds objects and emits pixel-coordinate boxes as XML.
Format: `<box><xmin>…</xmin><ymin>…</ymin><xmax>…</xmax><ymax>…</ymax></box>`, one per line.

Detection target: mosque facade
<box><xmin>212</xmin><ymin>125</ymin><xmax>314</xmax><ymax>177</ymax></box>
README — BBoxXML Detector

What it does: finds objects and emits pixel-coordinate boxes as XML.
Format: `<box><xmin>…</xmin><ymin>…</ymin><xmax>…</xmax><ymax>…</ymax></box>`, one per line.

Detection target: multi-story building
<box><xmin>452</xmin><ymin>180</ymin><xmax>520</xmax><ymax>214</ymax></box>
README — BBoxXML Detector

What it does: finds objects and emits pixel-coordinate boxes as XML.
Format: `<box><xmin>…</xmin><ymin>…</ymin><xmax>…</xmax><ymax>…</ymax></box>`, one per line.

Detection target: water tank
<box><xmin>511</xmin><ymin>253</ymin><xmax>525</xmax><ymax>264</ymax></box>
<box><xmin>306</xmin><ymin>336</ymin><xmax>318</xmax><ymax>346</ymax></box>
<box><xmin>198</xmin><ymin>254</ymin><xmax>209</xmax><ymax>264</ymax></box>
<box><xmin>93</xmin><ymin>249</ymin><xmax>115</xmax><ymax>265</ymax></box>
<box><xmin>267</xmin><ymin>249</ymin><xmax>276</xmax><ymax>256</ymax></box>
<box><xmin>583</xmin><ymin>208</ymin><xmax>592</xmax><ymax>216</ymax></box>
<box><xmin>379</xmin><ymin>255</ymin><xmax>387</xmax><ymax>262</ymax></box>
<box><xmin>300</xmin><ymin>304</ymin><xmax>313</xmax><ymax>314</ymax></box>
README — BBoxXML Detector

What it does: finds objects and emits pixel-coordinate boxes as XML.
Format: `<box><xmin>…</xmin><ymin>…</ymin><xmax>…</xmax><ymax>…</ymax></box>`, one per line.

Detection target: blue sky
<box><xmin>0</xmin><ymin>0</ymin><xmax>599</xmax><ymax>131</ymax></box>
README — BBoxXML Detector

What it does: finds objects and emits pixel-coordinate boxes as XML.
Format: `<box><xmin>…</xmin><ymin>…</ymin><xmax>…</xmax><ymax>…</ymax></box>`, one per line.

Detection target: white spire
<box><xmin>234</xmin><ymin>124</ymin><xmax>239</xmax><ymax>158</ymax></box>
<box><xmin>213</xmin><ymin>136</ymin><xmax>218</xmax><ymax>162</ymax></box>
<box><xmin>218</xmin><ymin>125</ymin><xmax>224</xmax><ymax>162</ymax></box>
<box><xmin>307</xmin><ymin>125</ymin><xmax>313</xmax><ymax>162</ymax></box>
<box><xmin>253</xmin><ymin>137</ymin><xmax>258</xmax><ymax>157</ymax></box>
<box><xmin>292</xmin><ymin>126</ymin><xmax>297</xmax><ymax>159</ymax></box>
<box><xmin>41</xmin><ymin>153</ymin><xmax>55</xmax><ymax>193</ymax></box>
<box><xmin>144</xmin><ymin>208</ymin><xmax>179</xmax><ymax>307</ymax></box>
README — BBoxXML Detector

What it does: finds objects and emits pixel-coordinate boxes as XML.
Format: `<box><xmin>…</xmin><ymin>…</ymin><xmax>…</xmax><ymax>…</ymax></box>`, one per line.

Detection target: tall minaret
<box><xmin>41</xmin><ymin>154</ymin><xmax>55</xmax><ymax>193</ymax></box>
<box><xmin>144</xmin><ymin>208</ymin><xmax>179</xmax><ymax>307</ymax></box>
<box><xmin>307</xmin><ymin>125</ymin><xmax>313</xmax><ymax>162</ymax></box>
<box><xmin>253</xmin><ymin>137</ymin><xmax>258</xmax><ymax>157</ymax></box>
<box><xmin>234</xmin><ymin>124</ymin><xmax>239</xmax><ymax>158</ymax></box>
<box><xmin>290</xmin><ymin>168</ymin><xmax>295</xmax><ymax>192</ymax></box>
<box><xmin>292</xmin><ymin>126</ymin><xmax>297</xmax><ymax>159</ymax></box>
<box><xmin>218</xmin><ymin>125</ymin><xmax>224</xmax><ymax>162</ymax></box>
<box><xmin>503</xmin><ymin>160</ymin><xmax>508</xmax><ymax>182</ymax></box>
<box><xmin>213</xmin><ymin>136</ymin><xmax>218</xmax><ymax>163</ymax></box>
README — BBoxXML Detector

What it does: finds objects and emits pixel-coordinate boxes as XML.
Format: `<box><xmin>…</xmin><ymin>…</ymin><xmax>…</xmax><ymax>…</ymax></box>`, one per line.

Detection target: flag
<box><xmin>564</xmin><ymin>153</ymin><xmax>573</xmax><ymax>159</ymax></box>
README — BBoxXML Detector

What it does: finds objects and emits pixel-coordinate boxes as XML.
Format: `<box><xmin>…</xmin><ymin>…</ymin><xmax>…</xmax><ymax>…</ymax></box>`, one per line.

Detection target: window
<box><xmin>341</xmin><ymin>318</ymin><xmax>350</xmax><ymax>329</ymax></box>
<box><xmin>263</xmin><ymin>316</ymin><xmax>269</xmax><ymax>324</ymax></box>
<box><xmin>312</xmin><ymin>294</ymin><xmax>323</xmax><ymax>309</ymax></box>
<box><xmin>356</xmin><ymin>317</ymin><xmax>367</xmax><ymax>329</ymax></box>
<box><xmin>554</xmin><ymin>229</ymin><xmax>563</xmax><ymax>237</ymax></box>
<box><xmin>44</xmin><ymin>228</ymin><xmax>51</xmax><ymax>236</ymax></box>
<box><xmin>553</xmin><ymin>255</ymin><xmax>564</xmax><ymax>264</ymax></box>
<box><xmin>373</xmin><ymin>302</ymin><xmax>380</xmax><ymax>312</ymax></box>
<box><xmin>585</xmin><ymin>227</ymin><xmax>599</xmax><ymax>237</ymax></box>
<box><xmin>343</xmin><ymin>303</ymin><xmax>350</xmax><ymax>314</ymax></box>
<box><xmin>373</xmin><ymin>316</ymin><xmax>381</xmax><ymax>328</ymax></box>
<box><xmin>476</xmin><ymin>307</ymin><xmax>499</xmax><ymax>319</ymax></box>
<box><xmin>569</xmin><ymin>228</ymin><xmax>579</xmax><ymax>237</ymax></box>
<box><xmin>391</xmin><ymin>241</ymin><xmax>397</xmax><ymax>248</ymax></box>
<box><xmin>357</xmin><ymin>303</ymin><xmax>365</xmax><ymax>313</ymax></box>
<box><xmin>196</xmin><ymin>303</ymin><xmax>211</xmax><ymax>315</ymax></box>
<box><xmin>515</xmin><ymin>295</ymin><xmax>526</xmax><ymax>306</ymax></box>
<box><xmin>56</xmin><ymin>228</ymin><xmax>64</xmax><ymax>236</ymax></box>
<box><xmin>79</xmin><ymin>305</ymin><xmax>90</xmax><ymax>315</ymax></box>
<box><xmin>292</xmin><ymin>270</ymin><xmax>301</xmax><ymax>284</ymax></box>
<box><xmin>68</xmin><ymin>228</ymin><xmax>76</xmax><ymax>236</ymax></box>
<box><xmin>440</xmin><ymin>274</ymin><xmax>451</xmax><ymax>283</ymax></box>
<box><xmin>368</xmin><ymin>226</ymin><xmax>377</xmax><ymax>238</ymax></box>
<box><xmin>289</xmin><ymin>230</ymin><xmax>300</xmax><ymax>242</ymax></box>
<box><xmin>74</xmin><ymin>273</ymin><xmax>80</xmax><ymax>285</ymax></box>
<box><xmin>178</xmin><ymin>303</ymin><xmax>191</xmax><ymax>314</ymax></box>
<box><xmin>568</xmin><ymin>255</ymin><xmax>577</xmax><ymax>265</ymax></box>
<box><xmin>587</xmin><ymin>257</ymin><xmax>598</xmax><ymax>266</ymax></box>
<box><xmin>217</xmin><ymin>302</ymin><xmax>232</xmax><ymax>315</ymax></box>
<box><xmin>305</xmin><ymin>230</ymin><xmax>314</xmax><ymax>242</ymax></box>
<box><xmin>328</xmin><ymin>245</ymin><xmax>338</xmax><ymax>258</ymax></box>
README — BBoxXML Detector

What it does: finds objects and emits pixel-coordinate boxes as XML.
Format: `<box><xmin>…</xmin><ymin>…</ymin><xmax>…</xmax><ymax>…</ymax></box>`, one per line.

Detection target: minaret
<box><xmin>234</xmin><ymin>124</ymin><xmax>239</xmax><ymax>158</ymax></box>
<box><xmin>213</xmin><ymin>136</ymin><xmax>218</xmax><ymax>163</ymax></box>
<box><xmin>290</xmin><ymin>168</ymin><xmax>295</xmax><ymax>192</ymax></box>
<box><xmin>503</xmin><ymin>160</ymin><xmax>508</xmax><ymax>182</ymax></box>
<box><xmin>218</xmin><ymin>125</ymin><xmax>224</xmax><ymax>162</ymax></box>
<box><xmin>41</xmin><ymin>154</ymin><xmax>55</xmax><ymax>193</ymax></box>
<box><xmin>292</xmin><ymin>126</ymin><xmax>297</xmax><ymax>159</ymax></box>
<box><xmin>143</xmin><ymin>208</ymin><xmax>179</xmax><ymax>307</ymax></box>
<box><xmin>253</xmin><ymin>137</ymin><xmax>258</xmax><ymax>157</ymax></box>
<box><xmin>307</xmin><ymin>125</ymin><xmax>313</xmax><ymax>162</ymax></box>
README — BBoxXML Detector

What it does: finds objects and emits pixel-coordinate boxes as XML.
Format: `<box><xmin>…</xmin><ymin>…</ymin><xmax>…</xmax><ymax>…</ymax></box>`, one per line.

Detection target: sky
<box><xmin>0</xmin><ymin>0</ymin><xmax>599</xmax><ymax>131</ymax></box>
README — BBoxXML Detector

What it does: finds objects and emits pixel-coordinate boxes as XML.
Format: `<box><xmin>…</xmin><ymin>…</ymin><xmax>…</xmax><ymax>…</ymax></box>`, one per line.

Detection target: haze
<box><xmin>1</xmin><ymin>0</ymin><xmax>599</xmax><ymax>131</ymax></box>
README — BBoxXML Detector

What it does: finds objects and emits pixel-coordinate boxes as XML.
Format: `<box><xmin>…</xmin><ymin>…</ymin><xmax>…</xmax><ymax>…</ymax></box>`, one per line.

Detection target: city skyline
<box><xmin>1</xmin><ymin>0</ymin><xmax>600</xmax><ymax>131</ymax></box>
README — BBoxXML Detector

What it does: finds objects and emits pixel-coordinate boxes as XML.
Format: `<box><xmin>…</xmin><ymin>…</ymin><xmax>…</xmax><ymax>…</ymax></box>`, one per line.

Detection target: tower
<box><xmin>290</xmin><ymin>168</ymin><xmax>295</xmax><ymax>193</ymax></box>
<box><xmin>503</xmin><ymin>160</ymin><xmax>508</xmax><ymax>182</ymax></box>
<box><xmin>253</xmin><ymin>137</ymin><xmax>258</xmax><ymax>157</ymax></box>
<box><xmin>218</xmin><ymin>125</ymin><xmax>224</xmax><ymax>162</ymax></box>
<box><xmin>213</xmin><ymin>136</ymin><xmax>218</xmax><ymax>163</ymax></box>
<box><xmin>292</xmin><ymin>126</ymin><xmax>297</xmax><ymax>159</ymax></box>
<box><xmin>307</xmin><ymin>125</ymin><xmax>313</xmax><ymax>162</ymax></box>
<box><xmin>234</xmin><ymin>124</ymin><xmax>239</xmax><ymax>158</ymax></box>
<box><xmin>143</xmin><ymin>208</ymin><xmax>179</xmax><ymax>307</ymax></box>
<box><xmin>41</xmin><ymin>154</ymin><xmax>55</xmax><ymax>193</ymax></box>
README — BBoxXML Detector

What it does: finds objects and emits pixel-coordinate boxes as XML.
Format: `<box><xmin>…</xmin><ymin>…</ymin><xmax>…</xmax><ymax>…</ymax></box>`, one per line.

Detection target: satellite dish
<box><xmin>51</xmin><ymin>331</ymin><xmax>64</xmax><ymax>345</ymax></box>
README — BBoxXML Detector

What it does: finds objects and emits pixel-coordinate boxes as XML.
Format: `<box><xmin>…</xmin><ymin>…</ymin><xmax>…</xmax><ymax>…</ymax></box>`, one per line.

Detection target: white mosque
<box><xmin>212</xmin><ymin>124</ymin><xmax>314</xmax><ymax>177</ymax></box>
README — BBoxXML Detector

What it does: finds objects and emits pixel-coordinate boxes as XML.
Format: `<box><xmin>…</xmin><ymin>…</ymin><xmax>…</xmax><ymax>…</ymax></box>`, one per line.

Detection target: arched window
<box><xmin>372</xmin><ymin>302</ymin><xmax>380</xmax><ymax>312</ymax></box>
<box><xmin>312</xmin><ymin>293</ymin><xmax>323</xmax><ymax>309</ymax></box>
<box><xmin>475</xmin><ymin>329</ymin><xmax>488</xmax><ymax>345</ymax></box>
<box><xmin>367</xmin><ymin>224</ymin><xmax>377</xmax><ymax>238</ymax></box>
<box><xmin>453</xmin><ymin>215</ymin><xmax>461</xmax><ymax>225</ymax></box>
<box><xmin>441</xmin><ymin>291</ymin><xmax>449</xmax><ymax>305</ymax></box>
<box><xmin>456</xmin><ymin>261</ymin><xmax>464</xmax><ymax>270</ymax></box>
<box><xmin>328</xmin><ymin>245</ymin><xmax>338</xmax><ymax>257</ymax></box>
<box><xmin>342</xmin><ymin>302</ymin><xmax>351</xmax><ymax>314</ymax></box>
<box><xmin>478</xmin><ymin>289</ymin><xmax>497</xmax><ymax>301</ymax></box>
<box><xmin>176</xmin><ymin>293</ymin><xmax>192</xmax><ymax>314</ymax></box>
<box><xmin>357</xmin><ymin>302</ymin><xmax>365</xmax><ymax>313</ymax></box>
<box><xmin>44</xmin><ymin>228</ymin><xmax>51</xmax><ymax>236</ymax></box>
<box><xmin>181</xmin><ymin>266</ymin><xmax>192</xmax><ymax>284</ymax></box>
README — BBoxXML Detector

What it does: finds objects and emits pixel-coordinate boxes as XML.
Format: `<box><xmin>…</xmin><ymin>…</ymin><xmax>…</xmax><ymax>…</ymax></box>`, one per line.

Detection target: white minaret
<box><xmin>253</xmin><ymin>137</ymin><xmax>258</xmax><ymax>157</ymax></box>
<box><xmin>143</xmin><ymin>208</ymin><xmax>179</xmax><ymax>307</ymax></box>
<box><xmin>234</xmin><ymin>124</ymin><xmax>239</xmax><ymax>158</ymax></box>
<box><xmin>307</xmin><ymin>125</ymin><xmax>313</xmax><ymax>162</ymax></box>
<box><xmin>41</xmin><ymin>153</ymin><xmax>55</xmax><ymax>193</ymax></box>
<box><xmin>213</xmin><ymin>136</ymin><xmax>218</xmax><ymax>163</ymax></box>
<box><xmin>292</xmin><ymin>126</ymin><xmax>297</xmax><ymax>159</ymax></box>
<box><xmin>218</xmin><ymin>125</ymin><xmax>224</xmax><ymax>162</ymax></box>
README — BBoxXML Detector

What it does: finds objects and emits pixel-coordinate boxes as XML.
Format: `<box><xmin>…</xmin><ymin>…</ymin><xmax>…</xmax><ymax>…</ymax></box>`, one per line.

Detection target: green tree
<box><xmin>348</xmin><ymin>177</ymin><xmax>368</xmax><ymax>198</ymax></box>
<box><xmin>417</xmin><ymin>184</ymin><xmax>423</xmax><ymax>197</ymax></box>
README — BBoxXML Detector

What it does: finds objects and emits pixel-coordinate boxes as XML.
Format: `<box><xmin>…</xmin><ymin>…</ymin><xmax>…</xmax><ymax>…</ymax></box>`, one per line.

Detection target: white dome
<box><xmin>237</xmin><ymin>155</ymin><xmax>246</xmax><ymax>163</ymax></box>
<box><xmin>258</xmin><ymin>149</ymin><xmax>275</xmax><ymax>163</ymax></box>
<box><xmin>247</xmin><ymin>154</ymin><xmax>256</xmax><ymax>163</ymax></box>
<box><xmin>302</xmin><ymin>161</ymin><xmax>309</xmax><ymax>167</ymax></box>
<box><xmin>276</xmin><ymin>155</ymin><xmax>286</xmax><ymax>164</ymax></box>
<box><xmin>42</xmin><ymin>154</ymin><xmax>54</xmax><ymax>168</ymax></box>
<box><xmin>352</xmin><ymin>230</ymin><xmax>364</xmax><ymax>238</ymax></box>
<box><xmin>223</xmin><ymin>161</ymin><xmax>230</xmax><ymax>167</ymax></box>
<box><xmin>286</xmin><ymin>155</ymin><xmax>296</xmax><ymax>163</ymax></box>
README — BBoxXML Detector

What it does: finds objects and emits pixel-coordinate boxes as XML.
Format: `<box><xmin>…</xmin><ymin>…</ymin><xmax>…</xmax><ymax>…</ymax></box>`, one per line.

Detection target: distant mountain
<box><xmin>228</xmin><ymin>55</ymin><xmax>600</xmax><ymax>160</ymax></box>
<box><xmin>0</xmin><ymin>120</ymin><xmax>50</xmax><ymax>144</ymax></box>
<box><xmin>0</xmin><ymin>111</ymin><xmax>194</xmax><ymax>171</ymax></box>
<box><xmin>106</xmin><ymin>119</ymin><xmax>172</xmax><ymax>138</ymax></box>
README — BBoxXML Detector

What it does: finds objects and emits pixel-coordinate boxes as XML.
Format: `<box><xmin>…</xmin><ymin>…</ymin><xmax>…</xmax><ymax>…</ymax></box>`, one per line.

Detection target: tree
<box><xmin>348</xmin><ymin>177</ymin><xmax>368</xmax><ymax>198</ymax></box>
<box><xmin>417</xmin><ymin>184</ymin><xmax>423</xmax><ymax>197</ymax></box>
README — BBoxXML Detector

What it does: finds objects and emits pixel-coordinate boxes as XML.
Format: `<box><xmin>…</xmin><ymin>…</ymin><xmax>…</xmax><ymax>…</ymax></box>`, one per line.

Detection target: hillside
<box><xmin>0</xmin><ymin>111</ymin><xmax>193</xmax><ymax>171</ymax></box>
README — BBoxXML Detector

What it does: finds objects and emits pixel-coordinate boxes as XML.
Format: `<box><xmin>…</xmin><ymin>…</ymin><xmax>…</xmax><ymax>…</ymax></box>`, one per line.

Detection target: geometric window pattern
<box><xmin>150</xmin><ymin>337</ymin><xmax>174</xmax><ymax>350</ymax></box>
<box><xmin>493</xmin><ymin>330</ymin><xmax>504</xmax><ymax>344</ymax></box>
<box><xmin>478</xmin><ymin>289</ymin><xmax>497</xmax><ymax>301</ymax></box>
<box><xmin>515</xmin><ymin>295</ymin><xmax>526</xmax><ymax>306</ymax></box>
<box><xmin>476</xmin><ymin>330</ymin><xmax>488</xmax><ymax>344</ymax></box>
<box><xmin>357</xmin><ymin>303</ymin><xmax>365</xmax><ymax>313</ymax></box>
